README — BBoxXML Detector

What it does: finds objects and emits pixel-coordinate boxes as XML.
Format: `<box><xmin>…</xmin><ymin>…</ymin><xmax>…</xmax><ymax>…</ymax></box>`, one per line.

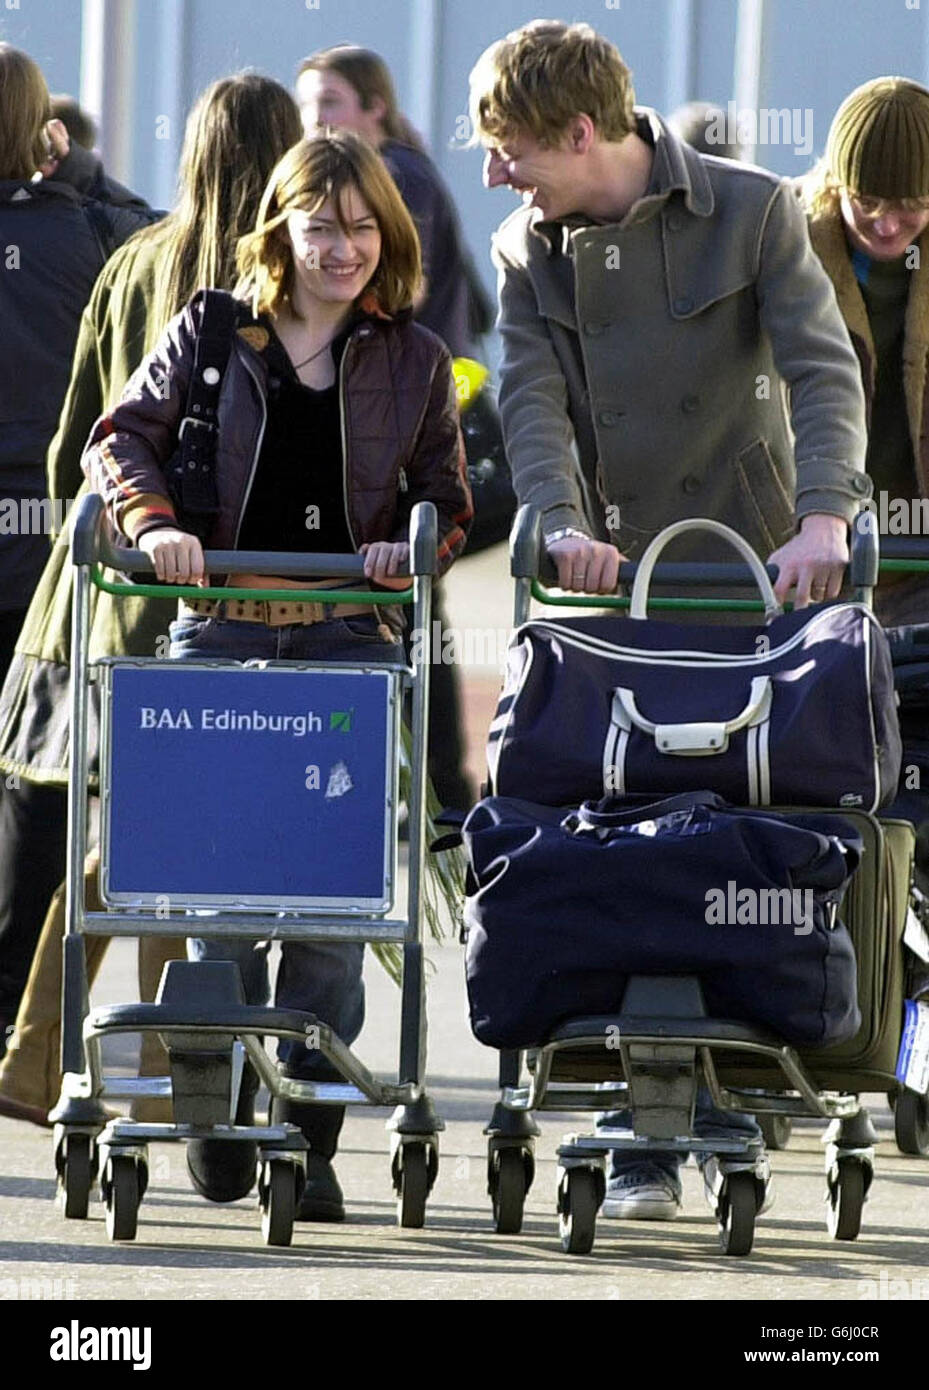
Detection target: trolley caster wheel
<box><xmin>717</xmin><ymin>1171</ymin><xmax>756</xmax><ymax>1256</ymax></box>
<box><xmin>103</xmin><ymin>1154</ymin><xmax>143</xmax><ymax>1242</ymax></box>
<box><xmin>259</xmin><ymin>1161</ymin><xmax>298</xmax><ymax>1248</ymax></box>
<box><xmin>758</xmin><ymin>1114</ymin><xmax>793</xmax><ymax>1150</ymax></box>
<box><xmin>557</xmin><ymin>1167</ymin><xmax>601</xmax><ymax>1256</ymax></box>
<box><xmin>490</xmin><ymin>1147</ymin><xmax>532</xmax><ymax>1235</ymax></box>
<box><xmin>894</xmin><ymin>1090</ymin><xmax>929</xmax><ymax>1156</ymax></box>
<box><xmin>826</xmin><ymin>1159</ymin><xmax>865</xmax><ymax>1240</ymax></box>
<box><xmin>396</xmin><ymin>1143</ymin><xmax>430</xmax><ymax>1229</ymax></box>
<box><xmin>57</xmin><ymin>1133</ymin><xmax>96</xmax><ymax>1220</ymax></box>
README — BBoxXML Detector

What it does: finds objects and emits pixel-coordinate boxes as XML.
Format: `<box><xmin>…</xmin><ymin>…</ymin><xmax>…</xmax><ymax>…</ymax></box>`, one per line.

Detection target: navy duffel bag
<box><xmin>488</xmin><ymin>519</ymin><xmax>901</xmax><ymax>811</ymax></box>
<box><xmin>463</xmin><ymin>791</ymin><xmax>862</xmax><ymax>1050</ymax></box>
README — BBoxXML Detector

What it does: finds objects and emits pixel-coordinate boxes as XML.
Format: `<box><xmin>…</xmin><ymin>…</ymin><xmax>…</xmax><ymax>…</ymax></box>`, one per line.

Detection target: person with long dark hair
<box><xmin>298</xmin><ymin>45</ymin><xmax>491</xmax><ymax>812</ymax></box>
<box><xmin>0</xmin><ymin>74</ymin><xmax>303</xmax><ymax>1121</ymax></box>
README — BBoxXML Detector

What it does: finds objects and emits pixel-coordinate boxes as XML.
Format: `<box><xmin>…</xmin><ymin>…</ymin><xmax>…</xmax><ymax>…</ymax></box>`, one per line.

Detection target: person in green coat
<box><xmin>802</xmin><ymin>77</ymin><xmax>929</xmax><ymax>627</ymax></box>
<box><xmin>0</xmin><ymin>73</ymin><xmax>303</xmax><ymax>1122</ymax></box>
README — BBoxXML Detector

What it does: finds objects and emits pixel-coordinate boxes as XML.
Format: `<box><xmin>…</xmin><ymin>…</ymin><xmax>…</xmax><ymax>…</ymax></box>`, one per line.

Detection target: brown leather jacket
<box><xmin>82</xmin><ymin>289</ymin><xmax>472</xmax><ymax>573</ymax></box>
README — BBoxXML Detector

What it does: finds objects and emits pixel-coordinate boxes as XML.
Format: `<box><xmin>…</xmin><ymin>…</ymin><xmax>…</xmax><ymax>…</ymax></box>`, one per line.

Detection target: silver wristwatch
<box><xmin>544</xmin><ymin>526</ymin><xmax>591</xmax><ymax>546</ymax></box>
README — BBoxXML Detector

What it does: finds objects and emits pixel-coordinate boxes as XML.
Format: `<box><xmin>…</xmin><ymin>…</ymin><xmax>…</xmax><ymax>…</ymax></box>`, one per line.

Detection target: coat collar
<box><xmin>807</xmin><ymin>206</ymin><xmax>875</xmax><ymax>386</ymax></box>
<box><xmin>531</xmin><ymin>107</ymin><xmax>715</xmax><ymax>256</ymax></box>
<box><xmin>234</xmin><ymin>289</ymin><xmax>404</xmax><ymax>359</ymax></box>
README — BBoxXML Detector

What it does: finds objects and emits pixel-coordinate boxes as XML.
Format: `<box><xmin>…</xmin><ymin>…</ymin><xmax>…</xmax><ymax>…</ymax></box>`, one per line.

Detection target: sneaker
<box><xmin>601</xmin><ymin>1168</ymin><xmax>682</xmax><ymax>1221</ymax></box>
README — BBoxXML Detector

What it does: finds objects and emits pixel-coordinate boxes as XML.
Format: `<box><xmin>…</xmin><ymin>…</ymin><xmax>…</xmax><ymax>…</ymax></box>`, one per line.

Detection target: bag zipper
<box><xmin>524</xmin><ymin>607</ymin><xmax>875</xmax><ymax>671</ymax></box>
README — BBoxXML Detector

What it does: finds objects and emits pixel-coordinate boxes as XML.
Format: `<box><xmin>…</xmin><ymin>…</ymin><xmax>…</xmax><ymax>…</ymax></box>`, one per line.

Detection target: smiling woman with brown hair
<box><xmin>82</xmin><ymin>130</ymin><xmax>472</xmax><ymax>1221</ymax></box>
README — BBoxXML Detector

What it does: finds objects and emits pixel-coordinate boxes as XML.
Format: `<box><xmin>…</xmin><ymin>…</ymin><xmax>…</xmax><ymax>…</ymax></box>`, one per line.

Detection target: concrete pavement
<box><xmin>2</xmin><ymin>927</ymin><xmax>929</xmax><ymax>1301</ymax></box>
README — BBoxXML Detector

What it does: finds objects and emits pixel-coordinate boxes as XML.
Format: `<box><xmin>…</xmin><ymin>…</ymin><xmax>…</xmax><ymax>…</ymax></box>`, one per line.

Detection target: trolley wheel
<box><xmin>491</xmin><ymin>1147</ymin><xmax>530</xmax><ymax>1235</ymax></box>
<box><xmin>260</xmin><ymin>1162</ymin><xmax>297</xmax><ymax>1248</ymax></box>
<box><xmin>396</xmin><ymin>1143</ymin><xmax>429</xmax><ymax>1229</ymax></box>
<box><xmin>894</xmin><ymin>1089</ymin><xmax>929</xmax><ymax>1156</ymax></box>
<box><xmin>717</xmin><ymin>1171</ymin><xmax>756</xmax><ymax>1256</ymax></box>
<box><xmin>758</xmin><ymin>1114</ymin><xmax>793</xmax><ymax>1151</ymax></box>
<box><xmin>826</xmin><ymin>1159</ymin><xmax>865</xmax><ymax>1241</ymax></box>
<box><xmin>58</xmin><ymin>1133</ymin><xmax>94</xmax><ymax>1220</ymax></box>
<box><xmin>558</xmin><ymin>1168</ymin><xmax>599</xmax><ymax>1256</ymax></box>
<box><xmin>104</xmin><ymin>1155</ymin><xmax>141</xmax><ymax>1242</ymax></box>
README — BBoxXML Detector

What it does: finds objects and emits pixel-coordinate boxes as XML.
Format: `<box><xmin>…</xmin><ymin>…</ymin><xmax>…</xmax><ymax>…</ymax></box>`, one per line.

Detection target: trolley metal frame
<box><xmin>51</xmin><ymin>491</ymin><xmax>444</xmax><ymax>1242</ymax></box>
<box><xmin>481</xmin><ymin>504</ymin><xmax>912</xmax><ymax>1254</ymax></box>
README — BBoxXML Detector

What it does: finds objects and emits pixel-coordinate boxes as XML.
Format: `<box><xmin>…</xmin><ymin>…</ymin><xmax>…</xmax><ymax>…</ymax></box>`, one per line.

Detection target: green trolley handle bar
<box><xmin>880</xmin><ymin>559</ymin><xmax>929</xmax><ymax>572</ymax></box>
<box><xmin>529</xmin><ymin>580</ymin><xmax>781</xmax><ymax>612</ymax></box>
<box><xmin>90</xmin><ymin>562</ymin><xmax>415</xmax><ymax>606</ymax></box>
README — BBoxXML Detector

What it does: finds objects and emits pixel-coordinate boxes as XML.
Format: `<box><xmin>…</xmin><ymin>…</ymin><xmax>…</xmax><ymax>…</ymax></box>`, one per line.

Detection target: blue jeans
<box><xmin>600</xmin><ymin>1087</ymin><xmax>763</xmax><ymax>1196</ymax></box>
<box><xmin>170</xmin><ymin>609</ymin><xmax>402</xmax><ymax>1078</ymax></box>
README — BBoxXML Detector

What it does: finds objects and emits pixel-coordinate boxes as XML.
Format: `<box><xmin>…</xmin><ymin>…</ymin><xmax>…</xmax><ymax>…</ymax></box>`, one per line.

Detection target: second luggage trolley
<box><xmin>478</xmin><ymin>505</ymin><xmax>927</xmax><ymax>1257</ymax></box>
<box><xmin>51</xmin><ymin>492</ymin><xmax>443</xmax><ymax>1245</ymax></box>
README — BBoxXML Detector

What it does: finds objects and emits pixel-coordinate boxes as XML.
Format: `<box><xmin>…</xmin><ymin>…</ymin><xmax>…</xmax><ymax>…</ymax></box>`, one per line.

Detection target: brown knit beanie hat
<box><xmin>827</xmin><ymin>77</ymin><xmax>929</xmax><ymax>199</ymax></box>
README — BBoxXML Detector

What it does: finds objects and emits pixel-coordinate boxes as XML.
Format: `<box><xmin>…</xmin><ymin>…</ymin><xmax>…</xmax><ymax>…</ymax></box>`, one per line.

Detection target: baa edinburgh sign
<box><xmin>99</xmin><ymin>662</ymin><xmax>399</xmax><ymax>912</ymax></box>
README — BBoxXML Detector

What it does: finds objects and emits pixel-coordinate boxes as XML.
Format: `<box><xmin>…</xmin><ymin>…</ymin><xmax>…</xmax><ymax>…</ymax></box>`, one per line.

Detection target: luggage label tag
<box><xmin>895</xmin><ymin>999</ymin><xmax>929</xmax><ymax>1093</ymax></box>
<box><xmin>904</xmin><ymin>904</ymin><xmax>929</xmax><ymax>964</ymax></box>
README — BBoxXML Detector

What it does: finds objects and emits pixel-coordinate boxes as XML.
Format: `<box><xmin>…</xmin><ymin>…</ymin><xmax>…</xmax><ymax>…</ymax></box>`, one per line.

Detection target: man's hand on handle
<box><xmin>546</xmin><ymin>534</ymin><xmax>624</xmax><ymax>594</ymax></box>
<box><xmin>768</xmin><ymin>513</ymin><xmax>848</xmax><ymax>608</ymax></box>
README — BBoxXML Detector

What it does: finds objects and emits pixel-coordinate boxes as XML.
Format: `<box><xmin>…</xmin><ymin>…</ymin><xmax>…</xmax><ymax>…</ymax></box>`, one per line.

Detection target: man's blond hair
<box><xmin>469</xmin><ymin>20</ymin><xmax>636</xmax><ymax>148</ymax></box>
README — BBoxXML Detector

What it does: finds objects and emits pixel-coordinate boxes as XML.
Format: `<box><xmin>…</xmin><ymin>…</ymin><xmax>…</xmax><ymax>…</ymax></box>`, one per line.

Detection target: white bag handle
<box><xmin>629</xmin><ymin>518</ymin><xmax>782</xmax><ymax>621</ymax></box>
<box><xmin>613</xmin><ymin>676</ymin><xmax>772</xmax><ymax>754</ymax></box>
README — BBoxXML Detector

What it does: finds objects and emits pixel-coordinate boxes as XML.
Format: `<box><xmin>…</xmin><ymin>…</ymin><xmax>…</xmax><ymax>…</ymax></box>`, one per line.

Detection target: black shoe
<box><xmin>296</xmin><ymin>1153</ymin><xmax>345</xmax><ymax>1222</ymax></box>
<box><xmin>186</xmin><ymin>1064</ymin><xmax>258</xmax><ymax>1203</ymax></box>
<box><xmin>272</xmin><ymin>1095</ymin><xmax>345</xmax><ymax>1161</ymax></box>
<box><xmin>272</xmin><ymin>1093</ymin><xmax>346</xmax><ymax>1220</ymax></box>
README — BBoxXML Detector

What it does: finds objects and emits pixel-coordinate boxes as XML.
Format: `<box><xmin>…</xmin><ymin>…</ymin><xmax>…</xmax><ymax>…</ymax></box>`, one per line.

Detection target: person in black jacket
<box><xmin>0</xmin><ymin>44</ymin><xmax>155</xmax><ymax>1059</ymax></box>
<box><xmin>0</xmin><ymin>44</ymin><xmax>156</xmax><ymax>682</ymax></box>
<box><xmin>297</xmin><ymin>45</ymin><xmax>492</xmax><ymax>811</ymax></box>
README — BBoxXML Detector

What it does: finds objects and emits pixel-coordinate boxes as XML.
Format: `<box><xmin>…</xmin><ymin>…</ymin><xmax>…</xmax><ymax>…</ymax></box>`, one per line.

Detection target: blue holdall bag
<box><xmin>487</xmin><ymin>519</ymin><xmax>901</xmax><ymax>811</ymax></box>
<box><xmin>463</xmin><ymin>790</ymin><xmax>863</xmax><ymax>1050</ymax></box>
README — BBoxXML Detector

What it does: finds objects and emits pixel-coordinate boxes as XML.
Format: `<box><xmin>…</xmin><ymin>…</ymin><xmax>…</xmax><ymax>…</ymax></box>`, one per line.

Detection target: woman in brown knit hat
<box><xmin>802</xmin><ymin>77</ymin><xmax>929</xmax><ymax>626</ymax></box>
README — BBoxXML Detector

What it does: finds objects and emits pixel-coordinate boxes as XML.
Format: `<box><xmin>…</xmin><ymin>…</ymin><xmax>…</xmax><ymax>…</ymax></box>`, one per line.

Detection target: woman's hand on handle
<box><xmin>361</xmin><ymin>540</ymin><xmax>410</xmax><ymax>590</ymax></box>
<box><xmin>138</xmin><ymin>528</ymin><xmax>207</xmax><ymax>585</ymax></box>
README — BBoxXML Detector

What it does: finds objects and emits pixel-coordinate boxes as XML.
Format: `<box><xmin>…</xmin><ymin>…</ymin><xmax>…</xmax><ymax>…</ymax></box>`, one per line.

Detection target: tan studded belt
<box><xmin>180</xmin><ymin>597</ymin><xmax>378</xmax><ymax>627</ymax></box>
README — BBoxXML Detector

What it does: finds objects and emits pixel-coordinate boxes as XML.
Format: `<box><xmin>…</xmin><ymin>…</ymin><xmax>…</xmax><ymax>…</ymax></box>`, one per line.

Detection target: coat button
<box><xmin>667</xmin><ymin>213</ymin><xmax>684</xmax><ymax>232</ymax></box>
<box><xmin>585</xmin><ymin>322</ymin><xmax>608</xmax><ymax>336</ymax></box>
<box><xmin>682</xmin><ymin>474</ymin><xmax>702</xmax><ymax>494</ymax></box>
<box><xmin>674</xmin><ymin>296</ymin><xmax>694</xmax><ymax>315</ymax></box>
<box><xmin>681</xmin><ymin>394</ymin><xmax>699</xmax><ymax>413</ymax></box>
<box><xmin>598</xmin><ymin>410</ymin><xmax>623</xmax><ymax>426</ymax></box>
<box><xmin>852</xmin><ymin>474</ymin><xmax>870</xmax><ymax>494</ymax></box>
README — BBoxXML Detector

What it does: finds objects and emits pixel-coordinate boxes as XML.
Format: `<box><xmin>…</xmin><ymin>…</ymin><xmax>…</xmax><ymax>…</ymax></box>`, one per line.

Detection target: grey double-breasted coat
<box><xmin>492</xmin><ymin>110</ymin><xmax>871</xmax><ymax>562</ymax></box>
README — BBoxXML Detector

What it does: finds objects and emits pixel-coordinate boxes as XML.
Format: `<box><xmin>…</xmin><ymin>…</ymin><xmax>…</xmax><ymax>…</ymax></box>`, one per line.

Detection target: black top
<box><xmin>236</xmin><ymin>323</ymin><xmax>354</xmax><ymax>555</ymax></box>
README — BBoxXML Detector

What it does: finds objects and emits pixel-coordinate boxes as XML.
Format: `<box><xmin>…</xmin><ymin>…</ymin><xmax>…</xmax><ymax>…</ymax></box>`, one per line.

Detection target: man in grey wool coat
<box><xmin>469</xmin><ymin>19</ymin><xmax>871</xmax><ymax>609</ymax></box>
<box><xmin>468</xmin><ymin>19</ymin><xmax>872</xmax><ymax>1223</ymax></box>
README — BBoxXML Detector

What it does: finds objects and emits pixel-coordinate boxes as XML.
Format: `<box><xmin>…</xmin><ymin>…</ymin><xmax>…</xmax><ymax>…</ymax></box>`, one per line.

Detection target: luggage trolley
<box><xmin>479</xmin><ymin>504</ymin><xmax>927</xmax><ymax>1257</ymax></box>
<box><xmin>51</xmin><ymin>492</ymin><xmax>443</xmax><ymax>1245</ymax></box>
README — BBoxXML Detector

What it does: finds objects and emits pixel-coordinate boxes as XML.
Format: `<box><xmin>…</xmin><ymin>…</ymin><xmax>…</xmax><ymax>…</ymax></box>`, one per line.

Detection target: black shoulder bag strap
<box><xmin>166</xmin><ymin>290</ymin><xmax>241</xmax><ymax>536</ymax></box>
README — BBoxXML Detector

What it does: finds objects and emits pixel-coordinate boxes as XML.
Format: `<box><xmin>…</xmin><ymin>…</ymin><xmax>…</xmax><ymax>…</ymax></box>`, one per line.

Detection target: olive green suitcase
<box><xmin>717</xmin><ymin>811</ymin><xmax>915</xmax><ymax>1093</ymax></box>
